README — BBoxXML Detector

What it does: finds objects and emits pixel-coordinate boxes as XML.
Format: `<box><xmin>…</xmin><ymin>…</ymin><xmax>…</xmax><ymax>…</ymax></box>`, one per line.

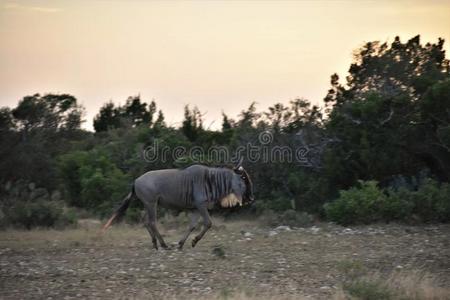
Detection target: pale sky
<box><xmin>1</xmin><ymin>1</ymin><xmax>449</xmax><ymax>130</ymax></box>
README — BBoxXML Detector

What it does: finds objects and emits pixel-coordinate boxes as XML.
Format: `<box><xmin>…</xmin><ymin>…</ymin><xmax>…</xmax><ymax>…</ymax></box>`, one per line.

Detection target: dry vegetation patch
<box><xmin>0</xmin><ymin>218</ymin><xmax>449</xmax><ymax>299</ymax></box>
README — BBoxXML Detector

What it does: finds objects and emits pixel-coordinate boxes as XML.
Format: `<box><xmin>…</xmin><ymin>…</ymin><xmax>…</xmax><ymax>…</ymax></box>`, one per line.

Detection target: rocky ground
<box><xmin>1</xmin><ymin>218</ymin><xmax>449</xmax><ymax>299</ymax></box>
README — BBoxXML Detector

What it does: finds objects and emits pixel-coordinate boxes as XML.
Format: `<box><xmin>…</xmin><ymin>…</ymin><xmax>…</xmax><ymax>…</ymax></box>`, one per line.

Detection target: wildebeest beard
<box><xmin>200</xmin><ymin>168</ymin><xmax>242</xmax><ymax>208</ymax></box>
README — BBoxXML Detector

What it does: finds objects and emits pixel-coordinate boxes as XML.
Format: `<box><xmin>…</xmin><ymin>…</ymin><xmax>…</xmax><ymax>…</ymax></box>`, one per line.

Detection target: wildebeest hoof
<box><xmin>191</xmin><ymin>240</ymin><xmax>197</xmax><ymax>248</ymax></box>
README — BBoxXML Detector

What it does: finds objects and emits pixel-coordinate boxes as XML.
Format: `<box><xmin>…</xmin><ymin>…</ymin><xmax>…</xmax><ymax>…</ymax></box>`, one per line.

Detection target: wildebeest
<box><xmin>102</xmin><ymin>159</ymin><xmax>254</xmax><ymax>249</ymax></box>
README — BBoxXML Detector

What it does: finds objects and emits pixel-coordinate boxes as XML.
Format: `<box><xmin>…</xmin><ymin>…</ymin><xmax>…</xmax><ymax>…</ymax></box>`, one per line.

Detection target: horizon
<box><xmin>1</xmin><ymin>0</ymin><xmax>449</xmax><ymax>131</ymax></box>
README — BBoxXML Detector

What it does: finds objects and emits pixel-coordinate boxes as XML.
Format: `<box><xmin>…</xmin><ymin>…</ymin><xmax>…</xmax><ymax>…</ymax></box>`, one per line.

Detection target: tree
<box><xmin>0</xmin><ymin>94</ymin><xmax>85</xmax><ymax>189</ymax></box>
<box><xmin>325</xmin><ymin>35</ymin><xmax>450</xmax><ymax>182</ymax></box>
<box><xmin>93</xmin><ymin>102</ymin><xmax>122</xmax><ymax>132</ymax></box>
<box><xmin>181</xmin><ymin>105</ymin><xmax>203</xmax><ymax>142</ymax></box>
<box><xmin>12</xmin><ymin>93</ymin><xmax>83</xmax><ymax>136</ymax></box>
<box><xmin>93</xmin><ymin>96</ymin><xmax>159</xmax><ymax>132</ymax></box>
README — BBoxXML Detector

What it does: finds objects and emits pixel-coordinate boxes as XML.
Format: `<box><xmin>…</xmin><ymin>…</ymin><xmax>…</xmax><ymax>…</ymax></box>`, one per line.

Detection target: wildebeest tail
<box><xmin>102</xmin><ymin>183</ymin><xmax>135</xmax><ymax>233</ymax></box>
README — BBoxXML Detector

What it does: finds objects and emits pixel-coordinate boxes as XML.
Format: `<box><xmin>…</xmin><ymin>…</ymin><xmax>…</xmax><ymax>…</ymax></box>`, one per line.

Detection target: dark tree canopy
<box><xmin>0</xmin><ymin>93</ymin><xmax>85</xmax><ymax>189</ymax></box>
<box><xmin>93</xmin><ymin>96</ymin><xmax>158</xmax><ymax>132</ymax></box>
<box><xmin>324</xmin><ymin>35</ymin><xmax>450</xmax><ymax>182</ymax></box>
<box><xmin>181</xmin><ymin>105</ymin><xmax>203</xmax><ymax>142</ymax></box>
<box><xmin>12</xmin><ymin>93</ymin><xmax>83</xmax><ymax>134</ymax></box>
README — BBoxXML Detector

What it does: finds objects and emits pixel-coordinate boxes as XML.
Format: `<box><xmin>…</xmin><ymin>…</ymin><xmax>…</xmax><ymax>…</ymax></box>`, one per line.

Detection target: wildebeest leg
<box><xmin>178</xmin><ymin>211</ymin><xmax>200</xmax><ymax>250</ymax></box>
<box><xmin>143</xmin><ymin>211</ymin><xmax>158</xmax><ymax>250</ymax></box>
<box><xmin>191</xmin><ymin>204</ymin><xmax>212</xmax><ymax>248</ymax></box>
<box><xmin>146</xmin><ymin>206</ymin><xmax>169</xmax><ymax>249</ymax></box>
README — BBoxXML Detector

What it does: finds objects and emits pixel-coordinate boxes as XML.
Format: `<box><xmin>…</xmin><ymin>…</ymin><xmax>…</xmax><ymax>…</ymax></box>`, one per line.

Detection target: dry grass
<box><xmin>1</xmin><ymin>220</ymin><xmax>449</xmax><ymax>300</ymax></box>
<box><xmin>0</xmin><ymin>222</ymin><xmax>146</xmax><ymax>250</ymax></box>
<box><xmin>120</xmin><ymin>273</ymin><xmax>450</xmax><ymax>300</ymax></box>
<box><xmin>337</xmin><ymin>269</ymin><xmax>450</xmax><ymax>300</ymax></box>
<box><xmin>122</xmin><ymin>290</ymin><xmax>310</xmax><ymax>300</ymax></box>
<box><xmin>386</xmin><ymin>271</ymin><xmax>450</xmax><ymax>300</ymax></box>
<box><xmin>0</xmin><ymin>216</ymin><xmax>256</xmax><ymax>250</ymax></box>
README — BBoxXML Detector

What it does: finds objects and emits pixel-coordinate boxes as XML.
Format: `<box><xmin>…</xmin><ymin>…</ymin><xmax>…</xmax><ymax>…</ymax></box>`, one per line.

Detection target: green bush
<box><xmin>325</xmin><ymin>179</ymin><xmax>450</xmax><ymax>225</ymax></box>
<box><xmin>381</xmin><ymin>188</ymin><xmax>414</xmax><ymax>221</ymax></box>
<box><xmin>7</xmin><ymin>199</ymin><xmax>77</xmax><ymax>229</ymax></box>
<box><xmin>409</xmin><ymin>179</ymin><xmax>450</xmax><ymax>222</ymax></box>
<box><xmin>343</xmin><ymin>279</ymin><xmax>392</xmax><ymax>300</ymax></box>
<box><xmin>324</xmin><ymin>181</ymin><xmax>386</xmax><ymax>225</ymax></box>
<box><xmin>58</xmin><ymin>149</ymin><xmax>130</xmax><ymax>216</ymax></box>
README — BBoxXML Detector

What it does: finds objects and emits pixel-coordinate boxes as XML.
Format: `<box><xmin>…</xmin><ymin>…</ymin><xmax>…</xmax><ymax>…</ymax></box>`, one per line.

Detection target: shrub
<box><xmin>410</xmin><ymin>179</ymin><xmax>450</xmax><ymax>222</ymax></box>
<box><xmin>325</xmin><ymin>179</ymin><xmax>450</xmax><ymax>225</ymax></box>
<box><xmin>7</xmin><ymin>199</ymin><xmax>77</xmax><ymax>229</ymax></box>
<box><xmin>324</xmin><ymin>181</ymin><xmax>386</xmax><ymax>225</ymax></box>
<box><xmin>58</xmin><ymin>149</ymin><xmax>130</xmax><ymax>216</ymax></box>
<box><xmin>344</xmin><ymin>278</ymin><xmax>393</xmax><ymax>300</ymax></box>
<box><xmin>381</xmin><ymin>188</ymin><xmax>414</xmax><ymax>221</ymax></box>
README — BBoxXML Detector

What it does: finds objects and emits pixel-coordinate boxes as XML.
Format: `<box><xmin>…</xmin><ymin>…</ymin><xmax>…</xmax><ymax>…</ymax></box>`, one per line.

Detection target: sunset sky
<box><xmin>1</xmin><ymin>0</ymin><xmax>449</xmax><ymax>130</ymax></box>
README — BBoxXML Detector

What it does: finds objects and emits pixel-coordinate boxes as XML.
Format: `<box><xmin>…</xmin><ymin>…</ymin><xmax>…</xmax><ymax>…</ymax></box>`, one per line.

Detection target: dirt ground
<box><xmin>1</xmin><ymin>217</ymin><xmax>449</xmax><ymax>299</ymax></box>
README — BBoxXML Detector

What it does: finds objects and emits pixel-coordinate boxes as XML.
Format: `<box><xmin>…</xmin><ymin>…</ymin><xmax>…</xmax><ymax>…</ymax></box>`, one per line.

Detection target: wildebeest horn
<box><xmin>235</xmin><ymin>157</ymin><xmax>244</xmax><ymax>169</ymax></box>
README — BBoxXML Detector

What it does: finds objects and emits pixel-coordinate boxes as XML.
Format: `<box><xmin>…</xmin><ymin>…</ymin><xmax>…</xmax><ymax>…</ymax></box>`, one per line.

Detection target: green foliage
<box><xmin>181</xmin><ymin>105</ymin><xmax>203</xmax><ymax>142</ymax></box>
<box><xmin>344</xmin><ymin>279</ymin><xmax>392</xmax><ymax>300</ymax></box>
<box><xmin>338</xmin><ymin>260</ymin><xmax>393</xmax><ymax>300</ymax></box>
<box><xmin>93</xmin><ymin>96</ymin><xmax>160</xmax><ymax>132</ymax></box>
<box><xmin>325</xmin><ymin>179</ymin><xmax>450</xmax><ymax>225</ymax></box>
<box><xmin>325</xmin><ymin>35</ymin><xmax>450</xmax><ymax>183</ymax></box>
<box><xmin>325</xmin><ymin>181</ymin><xmax>386</xmax><ymax>225</ymax></box>
<box><xmin>409</xmin><ymin>179</ymin><xmax>450</xmax><ymax>222</ymax></box>
<box><xmin>381</xmin><ymin>189</ymin><xmax>414</xmax><ymax>221</ymax></box>
<box><xmin>0</xmin><ymin>93</ymin><xmax>86</xmax><ymax>190</ymax></box>
<box><xmin>7</xmin><ymin>199</ymin><xmax>77</xmax><ymax>229</ymax></box>
<box><xmin>58</xmin><ymin>149</ymin><xmax>130</xmax><ymax>216</ymax></box>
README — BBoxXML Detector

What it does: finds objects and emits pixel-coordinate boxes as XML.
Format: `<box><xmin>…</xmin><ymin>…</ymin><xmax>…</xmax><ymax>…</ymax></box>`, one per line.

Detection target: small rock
<box><xmin>268</xmin><ymin>230</ymin><xmax>278</xmax><ymax>237</ymax></box>
<box><xmin>310</xmin><ymin>226</ymin><xmax>320</xmax><ymax>234</ymax></box>
<box><xmin>275</xmin><ymin>225</ymin><xmax>292</xmax><ymax>231</ymax></box>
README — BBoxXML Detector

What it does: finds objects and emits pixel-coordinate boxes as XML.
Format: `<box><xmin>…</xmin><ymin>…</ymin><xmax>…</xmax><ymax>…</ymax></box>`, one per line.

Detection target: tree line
<box><xmin>0</xmin><ymin>35</ymin><xmax>449</xmax><ymax>228</ymax></box>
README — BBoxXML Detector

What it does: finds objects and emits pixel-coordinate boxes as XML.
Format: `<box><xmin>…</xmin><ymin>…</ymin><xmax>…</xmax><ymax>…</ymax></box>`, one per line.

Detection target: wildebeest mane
<box><xmin>202</xmin><ymin>167</ymin><xmax>234</xmax><ymax>203</ymax></box>
<box><xmin>183</xmin><ymin>166</ymin><xmax>234</xmax><ymax>203</ymax></box>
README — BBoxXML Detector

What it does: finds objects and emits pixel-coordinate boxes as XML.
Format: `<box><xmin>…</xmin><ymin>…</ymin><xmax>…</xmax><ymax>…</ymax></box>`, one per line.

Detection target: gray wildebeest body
<box><xmin>102</xmin><ymin>160</ymin><xmax>254</xmax><ymax>249</ymax></box>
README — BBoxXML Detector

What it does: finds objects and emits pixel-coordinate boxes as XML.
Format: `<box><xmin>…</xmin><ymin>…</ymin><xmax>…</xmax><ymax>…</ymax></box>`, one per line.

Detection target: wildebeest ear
<box><xmin>234</xmin><ymin>157</ymin><xmax>244</xmax><ymax>170</ymax></box>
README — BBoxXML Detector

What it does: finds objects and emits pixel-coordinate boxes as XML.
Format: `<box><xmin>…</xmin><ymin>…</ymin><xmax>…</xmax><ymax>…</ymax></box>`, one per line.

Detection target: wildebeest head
<box><xmin>232</xmin><ymin>158</ymin><xmax>254</xmax><ymax>205</ymax></box>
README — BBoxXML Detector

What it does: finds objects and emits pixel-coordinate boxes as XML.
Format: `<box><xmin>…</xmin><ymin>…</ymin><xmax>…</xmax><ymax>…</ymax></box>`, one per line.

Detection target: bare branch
<box><xmin>379</xmin><ymin>108</ymin><xmax>394</xmax><ymax>126</ymax></box>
